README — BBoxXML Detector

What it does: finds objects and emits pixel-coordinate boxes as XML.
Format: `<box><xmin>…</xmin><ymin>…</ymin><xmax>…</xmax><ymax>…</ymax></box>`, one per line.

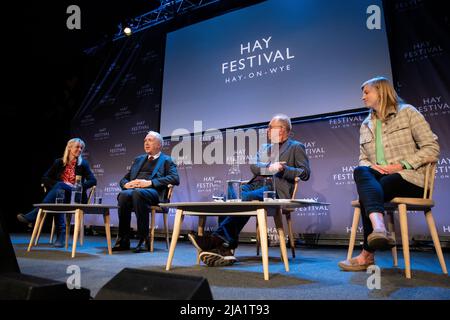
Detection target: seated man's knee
<box><xmin>117</xmin><ymin>191</ymin><xmax>131</xmax><ymax>204</ymax></box>
<box><xmin>240</xmin><ymin>185</ymin><xmax>254</xmax><ymax>201</ymax></box>
<box><xmin>241</xmin><ymin>184</ymin><xmax>253</xmax><ymax>193</ymax></box>
<box><xmin>242</xmin><ymin>186</ymin><xmax>264</xmax><ymax>201</ymax></box>
<box><xmin>131</xmin><ymin>189</ymin><xmax>145</xmax><ymax>201</ymax></box>
<box><xmin>241</xmin><ymin>191</ymin><xmax>253</xmax><ymax>201</ymax></box>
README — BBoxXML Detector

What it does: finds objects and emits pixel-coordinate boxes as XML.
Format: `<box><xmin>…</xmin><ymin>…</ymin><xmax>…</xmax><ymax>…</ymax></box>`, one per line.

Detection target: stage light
<box><xmin>123</xmin><ymin>27</ymin><xmax>132</xmax><ymax>36</ymax></box>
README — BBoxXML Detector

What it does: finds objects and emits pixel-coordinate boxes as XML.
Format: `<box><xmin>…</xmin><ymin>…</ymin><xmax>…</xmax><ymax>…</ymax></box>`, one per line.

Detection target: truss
<box><xmin>113</xmin><ymin>0</ymin><xmax>221</xmax><ymax>40</ymax></box>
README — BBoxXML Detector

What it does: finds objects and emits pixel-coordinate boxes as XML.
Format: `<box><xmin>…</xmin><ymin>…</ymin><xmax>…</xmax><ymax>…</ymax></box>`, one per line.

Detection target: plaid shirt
<box><xmin>359</xmin><ymin>104</ymin><xmax>440</xmax><ymax>188</ymax></box>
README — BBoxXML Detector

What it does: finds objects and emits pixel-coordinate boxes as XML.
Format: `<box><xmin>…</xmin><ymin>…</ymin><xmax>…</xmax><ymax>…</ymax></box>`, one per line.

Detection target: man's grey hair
<box><xmin>146</xmin><ymin>131</ymin><xmax>163</xmax><ymax>145</ymax></box>
<box><xmin>272</xmin><ymin>113</ymin><xmax>292</xmax><ymax>132</ymax></box>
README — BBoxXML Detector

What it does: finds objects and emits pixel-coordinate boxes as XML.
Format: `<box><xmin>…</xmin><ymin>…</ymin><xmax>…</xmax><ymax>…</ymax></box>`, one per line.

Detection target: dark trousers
<box><xmin>353</xmin><ymin>166</ymin><xmax>423</xmax><ymax>252</ymax></box>
<box><xmin>117</xmin><ymin>188</ymin><xmax>159</xmax><ymax>239</ymax></box>
<box><xmin>214</xmin><ymin>183</ymin><xmax>270</xmax><ymax>249</ymax></box>
<box><xmin>24</xmin><ymin>182</ymin><xmax>72</xmax><ymax>232</ymax></box>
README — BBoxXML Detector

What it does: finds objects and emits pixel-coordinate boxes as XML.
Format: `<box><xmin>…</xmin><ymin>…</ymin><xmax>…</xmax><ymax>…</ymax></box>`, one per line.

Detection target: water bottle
<box><xmin>226</xmin><ymin>156</ymin><xmax>242</xmax><ymax>202</ymax></box>
<box><xmin>71</xmin><ymin>175</ymin><xmax>83</xmax><ymax>204</ymax></box>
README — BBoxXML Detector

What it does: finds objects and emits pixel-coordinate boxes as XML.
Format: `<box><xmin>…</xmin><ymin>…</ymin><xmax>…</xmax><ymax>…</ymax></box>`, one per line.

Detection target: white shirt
<box><xmin>148</xmin><ymin>152</ymin><xmax>161</xmax><ymax>160</ymax></box>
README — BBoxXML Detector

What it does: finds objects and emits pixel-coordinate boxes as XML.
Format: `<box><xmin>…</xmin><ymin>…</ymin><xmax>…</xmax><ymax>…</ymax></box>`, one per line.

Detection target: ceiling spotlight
<box><xmin>123</xmin><ymin>27</ymin><xmax>132</xmax><ymax>36</ymax></box>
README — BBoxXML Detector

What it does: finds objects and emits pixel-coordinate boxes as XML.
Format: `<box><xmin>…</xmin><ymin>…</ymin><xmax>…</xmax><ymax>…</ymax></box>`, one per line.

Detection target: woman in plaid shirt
<box><xmin>339</xmin><ymin>77</ymin><xmax>440</xmax><ymax>271</ymax></box>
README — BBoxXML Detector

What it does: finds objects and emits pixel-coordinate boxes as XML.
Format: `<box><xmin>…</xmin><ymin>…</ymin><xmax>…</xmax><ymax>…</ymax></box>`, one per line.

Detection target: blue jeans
<box><xmin>24</xmin><ymin>182</ymin><xmax>73</xmax><ymax>231</ymax></box>
<box><xmin>213</xmin><ymin>182</ymin><xmax>271</xmax><ymax>249</ymax></box>
<box><xmin>353</xmin><ymin>166</ymin><xmax>423</xmax><ymax>252</ymax></box>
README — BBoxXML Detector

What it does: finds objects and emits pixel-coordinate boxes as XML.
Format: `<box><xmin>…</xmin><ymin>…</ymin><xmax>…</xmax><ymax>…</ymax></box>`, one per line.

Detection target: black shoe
<box><xmin>112</xmin><ymin>237</ymin><xmax>130</xmax><ymax>252</ymax></box>
<box><xmin>187</xmin><ymin>233</ymin><xmax>227</xmax><ymax>252</ymax></box>
<box><xmin>133</xmin><ymin>237</ymin><xmax>150</xmax><ymax>253</ymax></box>
<box><xmin>53</xmin><ymin>232</ymin><xmax>65</xmax><ymax>248</ymax></box>
<box><xmin>199</xmin><ymin>247</ymin><xmax>237</xmax><ymax>267</ymax></box>
<box><xmin>17</xmin><ymin>213</ymin><xmax>32</xmax><ymax>225</ymax></box>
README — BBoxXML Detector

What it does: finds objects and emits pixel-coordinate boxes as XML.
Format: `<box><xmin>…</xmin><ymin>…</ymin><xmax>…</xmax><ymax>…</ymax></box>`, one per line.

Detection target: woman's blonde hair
<box><xmin>361</xmin><ymin>76</ymin><xmax>404</xmax><ymax>120</ymax></box>
<box><xmin>63</xmin><ymin>138</ymin><xmax>85</xmax><ymax>166</ymax></box>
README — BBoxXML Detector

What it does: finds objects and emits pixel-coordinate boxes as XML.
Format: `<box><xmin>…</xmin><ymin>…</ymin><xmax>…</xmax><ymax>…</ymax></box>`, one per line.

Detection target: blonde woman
<box><xmin>339</xmin><ymin>77</ymin><xmax>439</xmax><ymax>271</ymax></box>
<box><xmin>17</xmin><ymin>138</ymin><xmax>96</xmax><ymax>247</ymax></box>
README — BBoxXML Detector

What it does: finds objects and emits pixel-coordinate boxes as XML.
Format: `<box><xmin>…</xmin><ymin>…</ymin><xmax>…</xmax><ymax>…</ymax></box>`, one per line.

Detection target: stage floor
<box><xmin>10</xmin><ymin>233</ymin><xmax>450</xmax><ymax>300</ymax></box>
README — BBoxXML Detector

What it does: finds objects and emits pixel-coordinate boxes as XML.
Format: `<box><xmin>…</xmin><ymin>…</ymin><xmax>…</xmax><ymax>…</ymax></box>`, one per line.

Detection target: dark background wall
<box><xmin>2</xmin><ymin>0</ymin><xmax>159</xmax><ymax>231</ymax></box>
<box><xmin>0</xmin><ymin>0</ymin><xmax>266</xmax><ymax>232</ymax></box>
<box><xmin>3</xmin><ymin>1</ymin><xmax>449</xmax><ymax>241</ymax></box>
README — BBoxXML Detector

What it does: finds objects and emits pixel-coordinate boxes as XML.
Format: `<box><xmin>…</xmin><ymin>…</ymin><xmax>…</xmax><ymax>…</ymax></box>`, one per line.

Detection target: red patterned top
<box><xmin>61</xmin><ymin>159</ymin><xmax>77</xmax><ymax>184</ymax></box>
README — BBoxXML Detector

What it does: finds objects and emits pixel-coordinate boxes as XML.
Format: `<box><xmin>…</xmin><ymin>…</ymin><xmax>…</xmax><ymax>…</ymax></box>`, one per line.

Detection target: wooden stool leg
<box><xmin>65</xmin><ymin>214</ymin><xmax>71</xmax><ymax>250</ymax></box>
<box><xmin>257</xmin><ymin>209</ymin><xmax>270</xmax><ymax>280</ymax></box>
<box><xmin>79</xmin><ymin>212</ymin><xmax>84</xmax><ymax>246</ymax></box>
<box><xmin>35</xmin><ymin>212</ymin><xmax>47</xmax><ymax>246</ymax></box>
<box><xmin>163</xmin><ymin>213</ymin><xmax>170</xmax><ymax>250</ymax></box>
<box><xmin>104</xmin><ymin>209</ymin><xmax>112</xmax><ymax>255</ymax></box>
<box><xmin>347</xmin><ymin>207</ymin><xmax>360</xmax><ymax>260</ymax></box>
<box><xmin>150</xmin><ymin>209</ymin><xmax>156</xmax><ymax>252</ymax></box>
<box><xmin>196</xmin><ymin>216</ymin><xmax>206</xmax><ymax>265</ymax></box>
<box><xmin>398</xmin><ymin>204</ymin><xmax>411</xmax><ymax>279</ymax></box>
<box><xmin>274</xmin><ymin>210</ymin><xmax>289</xmax><ymax>272</ymax></box>
<box><xmin>49</xmin><ymin>216</ymin><xmax>55</xmax><ymax>243</ymax></box>
<box><xmin>28</xmin><ymin>209</ymin><xmax>43</xmax><ymax>252</ymax></box>
<box><xmin>424</xmin><ymin>209</ymin><xmax>448</xmax><ymax>275</ymax></box>
<box><xmin>256</xmin><ymin>219</ymin><xmax>260</xmax><ymax>256</ymax></box>
<box><xmin>285</xmin><ymin>212</ymin><xmax>296</xmax><ymax>258</ymax></box>
<box><xmin>387</xmin><ymin>211</ymin><xmax>398</xmax><ymax>267</ymax></box>
<box><xmin>71</xmin><ymin>209</ymin><xmax>82</xmax><ymax>258</ymax></box>
<box><xmin>198</xmin><ymin>216</ymin><xmax>206</xmax><ymax>236</ymax></box>
<box><xmin>166</xmin><ymin>209</ymin><xmax>184</xmax><ymax>271</ymax></box>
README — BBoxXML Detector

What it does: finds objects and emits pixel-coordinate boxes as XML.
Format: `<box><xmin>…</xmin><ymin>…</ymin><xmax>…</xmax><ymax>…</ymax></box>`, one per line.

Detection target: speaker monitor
<box><xmin>95</xmin><ymin>268</ymin><xmax>213</xmax><ymax>300</ymax></box>
<box><xmin>0</xmin><ymin>221</ymin><xmax>90</xmax><ymax>300</ymax></box>
<box><xmin>0</xmin><ymin>218</ymin><xmax>20</xmax><ymax>274</ymax></box>
<box><xmin>0</xmin><ymin>272</ymin><xmax>91</xmax><ymax>300</ymax></box>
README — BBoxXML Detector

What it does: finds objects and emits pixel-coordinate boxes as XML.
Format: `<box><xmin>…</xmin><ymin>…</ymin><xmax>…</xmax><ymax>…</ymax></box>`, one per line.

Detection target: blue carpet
<box><xmin>10</xmin><ymin>233</ymin><xmax>450</xmax><ymax>300</ymax></box>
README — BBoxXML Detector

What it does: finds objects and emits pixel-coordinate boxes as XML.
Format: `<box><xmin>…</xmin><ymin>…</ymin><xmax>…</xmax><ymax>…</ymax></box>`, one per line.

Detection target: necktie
<box><xmin>149</xmin><ymin>156</ymin><xmax>154</xmax><ymax>161</ymax></box>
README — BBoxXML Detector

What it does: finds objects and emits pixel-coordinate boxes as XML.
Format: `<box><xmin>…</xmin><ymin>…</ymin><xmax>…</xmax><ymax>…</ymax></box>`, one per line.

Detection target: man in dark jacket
<box><xmin>188</xmin><ymin>114</ymin><xmax>311</xmax><ymax>266</ymax></box>
<box><xmin>113</xmin><ymin>131</ymin><xmax>180</xmax><ymax>253</ymax></box>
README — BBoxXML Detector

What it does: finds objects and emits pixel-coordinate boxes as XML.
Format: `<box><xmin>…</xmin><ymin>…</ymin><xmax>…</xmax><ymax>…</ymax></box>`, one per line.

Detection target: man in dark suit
<box><xmin>113</xmin><ymin>131</ymin><xmax>180</xmax><ymax>253</ymax></box>
<box><xmin>188</xmin><ymin>114</ymin><xmax>311</xmax><ymax>266</ymax></box>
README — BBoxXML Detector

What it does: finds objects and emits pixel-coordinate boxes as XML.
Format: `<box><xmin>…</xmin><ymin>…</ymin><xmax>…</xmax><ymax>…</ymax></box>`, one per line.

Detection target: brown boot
<box><xmin>338</xmin><ymin>250</ymin><xmax>375</xmax><ymax>271</ymax></box>
<box><xmin>368</xmin><ymin>229</ymin><xmax>396</xmax><ymax>251</ymax></box>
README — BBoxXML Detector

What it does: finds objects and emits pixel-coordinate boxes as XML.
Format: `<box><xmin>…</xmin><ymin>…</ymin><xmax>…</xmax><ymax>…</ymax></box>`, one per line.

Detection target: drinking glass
<box><xmin>94</xmin><ymin>190</ymin><xmax>103</xmax><ymax>204</ymax></box>
<box><xmin>55</xmin><ymin>189</ymin><xmax>65</xmax><ymax>204</ymax></box>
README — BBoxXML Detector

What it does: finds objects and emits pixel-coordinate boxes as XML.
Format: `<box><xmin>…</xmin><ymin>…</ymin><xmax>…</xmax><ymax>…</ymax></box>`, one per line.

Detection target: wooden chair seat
<box><xmin>346</xmin><ymin>163</ymin><xmax>447</xmax><ymax>279</ymax></box>
<box><xmin>389</xmin><ymin>198</ymin><xmax>434</xmax><ymax>207</ymax></box>
<box><xmin>352</xmin><ymin>199</ymin><xmax>435</xmax><ymax>210</ymax></box>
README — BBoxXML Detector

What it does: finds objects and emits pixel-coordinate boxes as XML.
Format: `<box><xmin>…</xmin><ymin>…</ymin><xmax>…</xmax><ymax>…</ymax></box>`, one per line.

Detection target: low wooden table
<box><xmin>28</xmin><ymin>203</ymin><xmax>118</xmax><ymax>258</ymax></box>
<box><xmin>160</xmin><ymin>200</ymin><xmax>330</xmax><ymax>280</ymax></box>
